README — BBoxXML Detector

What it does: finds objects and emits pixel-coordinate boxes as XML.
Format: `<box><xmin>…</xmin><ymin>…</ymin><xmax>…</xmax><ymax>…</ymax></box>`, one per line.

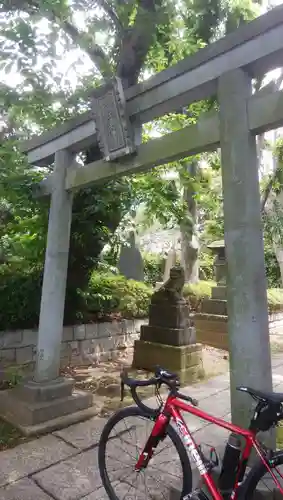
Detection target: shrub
<box><xmin>183</xmin><ymin>280</ymin><xmax>216</xmax><ymax>311</ymax></box>
<box><xmin>265</xmin><ymin>246</ymin><xmax>282</xmax><ymax>288</ymax></box>
<box><xmin>142</xmin><ymin>252</ymin><xmax>164</xmax><ymax>286</ymax></box>
<box><xmin>84</xmin><ymin>271</ymin><xmax>153</xmax><ymax>318</ymax></box>
<box><xmin>267</xmin><ymin>289</ymin><xmax>283</xmax><ymax>312</ymax></box>
<box><xmin>183</xmin><ymin>280</ymin><xmax>283</xmax><ymax>313</ymax></box>
<box><xmin>0</xmin><ymin>265</ymin><xmax>43</xmax><ymax>330</ymax></box>
<box><xmin>199</xmin><ymin>251</ymin><xmax>214</xmax><ymax>281</ymax></box>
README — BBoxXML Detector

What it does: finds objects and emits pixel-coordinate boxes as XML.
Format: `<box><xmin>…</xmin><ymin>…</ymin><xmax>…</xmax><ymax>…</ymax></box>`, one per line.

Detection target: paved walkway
<box><xmin>1</xmin><ymin>354</ymin><xmax>283</xmax><ymax>500</ymax></box>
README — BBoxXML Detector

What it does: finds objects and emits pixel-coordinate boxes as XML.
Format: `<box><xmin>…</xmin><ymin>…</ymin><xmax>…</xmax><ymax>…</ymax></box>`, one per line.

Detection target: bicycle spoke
<box><xmin>100</xmin><ymin>409</ymin><xmax>186</xmax><ymax>500</ymax></box>
<box><xmin>149</xmin><ymin>462</ymin><xmax>182</xmax><ymax>479</ymax></box>
<box><xmin>108</xmin><ymin>438</ymin><xmax>137</xmax><ymax>461</ymax></box>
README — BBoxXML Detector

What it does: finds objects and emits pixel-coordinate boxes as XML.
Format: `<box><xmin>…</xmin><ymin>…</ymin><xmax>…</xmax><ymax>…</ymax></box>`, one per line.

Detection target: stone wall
<box><xmin>0</xmin><ymin>318</ymin><xmax>148</xmax><ymax>373</ymax></box>
<box><xmin>195</xmin><ymin>311</ymin><xmax>283</xmax><ymax>351</ymax></box>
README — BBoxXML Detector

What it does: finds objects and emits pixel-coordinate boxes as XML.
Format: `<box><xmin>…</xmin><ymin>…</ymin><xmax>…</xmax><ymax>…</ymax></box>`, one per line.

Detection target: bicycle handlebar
<box><xmin>120</xmin><ymin>366</ymin><xmax>198</xmax><ymax>414</ymax></box>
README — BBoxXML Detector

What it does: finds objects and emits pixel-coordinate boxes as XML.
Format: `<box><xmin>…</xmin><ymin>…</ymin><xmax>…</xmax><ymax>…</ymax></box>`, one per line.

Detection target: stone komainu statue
<box><xmin>152</xmin><ymin>266</ymin><xmax>185</xmax><ymax>304</ymax></box>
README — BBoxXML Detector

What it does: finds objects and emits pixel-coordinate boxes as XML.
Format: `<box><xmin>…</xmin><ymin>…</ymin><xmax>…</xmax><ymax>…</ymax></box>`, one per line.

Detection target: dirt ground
<box><xmin>61</xmin><ymin>346</ymin><xmax>230</xmax><ymax>417</ymax></box>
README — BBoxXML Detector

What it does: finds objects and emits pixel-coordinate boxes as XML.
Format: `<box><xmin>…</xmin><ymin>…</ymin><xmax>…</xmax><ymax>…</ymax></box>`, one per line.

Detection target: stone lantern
<box><xmin>207</xmin><ymin>240</ymin><xmax>227</xmax><ymax>286</ymax></box>
<box><xmin>194</xmin><ymin>240</ymin><xmax>229</xmax><ymax>350</ymax></box>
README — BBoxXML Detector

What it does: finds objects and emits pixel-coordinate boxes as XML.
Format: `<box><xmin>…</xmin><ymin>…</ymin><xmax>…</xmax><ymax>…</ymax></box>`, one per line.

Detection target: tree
<box><xmin>261</xmin><ymin>138</ymin><xmax>283</xmax><ymax>286</ymax></box>
<box><xmin>0</xmin><ymin>0</ymin><xmax>262</xmax><ymax>316</ymax></box>
<box><xmin>0</xmin><ymin>0</ymin><xmax>170</xmax><ymax>315</ymax></box>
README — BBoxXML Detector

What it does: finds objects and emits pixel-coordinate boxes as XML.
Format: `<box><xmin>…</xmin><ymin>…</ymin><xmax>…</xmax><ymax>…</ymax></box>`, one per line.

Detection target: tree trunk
<box><xmin>180</xmin><ymin>160</ymin><xmax>199</xmax><ymax>283</ymax></box>
<box><xmin>65</xmin><ymin>76</ymin><xmax>140</xmax><ymax>323</ymax></box>
<box><xmin>274</xmin><ymin>246</ymin><xmax>283</xmax><ymax>285</ymax></box>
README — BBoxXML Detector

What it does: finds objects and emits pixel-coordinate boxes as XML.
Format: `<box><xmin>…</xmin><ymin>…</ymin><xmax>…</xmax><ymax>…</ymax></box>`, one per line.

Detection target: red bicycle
<box><xmin>98</xmin><ymin>366</ymin><xmax>283</xmax><ymax>499</ymax></box>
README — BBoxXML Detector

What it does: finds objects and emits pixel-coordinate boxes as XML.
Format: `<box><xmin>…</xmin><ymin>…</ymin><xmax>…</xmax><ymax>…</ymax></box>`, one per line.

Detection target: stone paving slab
<box><xmin>181</xmin><ymin>374</ymin><xmax>229</xmax><ymax>401</ymax></box>
<box><xmin>0</xmin><ymin>478</ymin><xmax>52</xmax><ymax>500</ymax></box>
<box><xmin>272</xmin><ymin>354</ymin><xmax>283</xmax><ymax>368</ymax></box>
<box><xmin>1</xmin><ymin>356</ymin><xmax>283</xmax><ymax>500</ymax></box>
<box><xmin>53</xmin><ymin>417</ymin><xmax>107</xmax><ymax>450</ymax></box>
<box><xmin>0</xmin><ymin>435</ymin><xmax>76</xmax><ymax>487</ymax></box>
<box><xmin>200</xmin><ymin>389</ymin><xmax>230</xmax><ymax>417</ymax></box>
<box><xmin>33</xmin><ymin>448</ymin><xmax>101</xmax><ymax>500</ymax></box>
<box><xmin>81</xmin><ymin>488</ymin><xmax>109</xmax><ymax>500</ymax></box>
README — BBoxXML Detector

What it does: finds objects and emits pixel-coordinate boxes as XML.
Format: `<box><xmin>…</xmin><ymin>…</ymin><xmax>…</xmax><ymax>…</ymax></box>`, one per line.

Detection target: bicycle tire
<box><xmin>98</xmin><ymin>405</ymin><xmax>192</xmax><ymax>500</ymax></box>
<box><xmin>241</xmin><ymin>449</ymin><xmax>283</xmax><ymax>498</ymax></box>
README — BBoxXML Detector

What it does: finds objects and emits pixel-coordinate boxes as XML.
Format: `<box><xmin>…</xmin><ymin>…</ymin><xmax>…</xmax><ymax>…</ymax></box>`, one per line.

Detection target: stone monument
<box><xmin>194</xmin><ymin>240</ymin><xmax>229</xmax><ymax>350</ymax></box>
<box><xmin>133</xmin><ymin>266</ymin><xmax>203</xmax><ymax>384</ymax></box>
<box><xmin>118</xmin><ymin>231</ymin><xmax>144</xmax><ymax>281</ymax></box>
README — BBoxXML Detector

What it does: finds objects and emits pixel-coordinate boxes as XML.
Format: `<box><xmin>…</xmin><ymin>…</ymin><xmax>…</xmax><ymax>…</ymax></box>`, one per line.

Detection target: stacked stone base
<box><xmin>133</xmin><ymin>340</ymin><xmax>203</xmax><ymax>385</ymax></box>
<box><xmin>0</xmin><ymin>377</ymin><xmax>95</xmax><ymax>436</ymax></box>
<box><xmin>195</xmin><ymin>285</ymin><xmax>229</xmax><ymax>351</ymax></box>
<box><xmin>195</xmin><ymin>313</ymin><xmax>228</xmax><ymax>350</ymax></box>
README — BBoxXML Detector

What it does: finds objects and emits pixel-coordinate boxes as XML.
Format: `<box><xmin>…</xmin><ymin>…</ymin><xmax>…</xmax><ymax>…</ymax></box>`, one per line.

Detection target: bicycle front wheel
<box><xmin>98</xmin><ymin>406</ymin><xmax>192</xmax><ymax>500</ymax></box>
<box><xmin>242</xmin><ymin>449</ymin><xmax>283</xmax><ymax>498</ymax></box>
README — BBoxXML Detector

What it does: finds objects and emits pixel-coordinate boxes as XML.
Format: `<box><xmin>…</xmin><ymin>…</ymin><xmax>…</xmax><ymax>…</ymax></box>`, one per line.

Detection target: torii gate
<box><xmin>3</xmin><ymin>4</ymin><xmax>283</xmax><ymax>435</ymax></box>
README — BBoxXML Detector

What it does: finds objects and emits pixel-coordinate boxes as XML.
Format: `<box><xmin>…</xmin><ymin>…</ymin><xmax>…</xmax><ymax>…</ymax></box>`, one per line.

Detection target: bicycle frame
<box><xmin>135</xmin><ymin>393</ymin><xmax>283</xmax><ymax>500</ymax></box>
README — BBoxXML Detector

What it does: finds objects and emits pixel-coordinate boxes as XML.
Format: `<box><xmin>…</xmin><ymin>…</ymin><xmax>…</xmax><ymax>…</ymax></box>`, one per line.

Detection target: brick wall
<box><xmin>0</xmin><ymin>318</ymin><xmax>148</xmax><ymax>373</ymax></box>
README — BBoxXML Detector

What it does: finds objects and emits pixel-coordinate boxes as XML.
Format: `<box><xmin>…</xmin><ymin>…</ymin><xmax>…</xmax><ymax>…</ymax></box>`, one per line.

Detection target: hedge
<box><xmin>0</xmin><ymin>263</ymin><xmax>282</xmax><ymax>331</ymax></box>
<box><xmin>0</xmin><ymin>266</ymin><xmax>153</xmax><ymax>330</ymax></box>
<box><xmin>184</xmin><ymin>280</ymin><xmax>283</xmax><ymax>313</ymax></box>
<box><xmin>0</xmin><ymin>265</ymin><xmax>43</xmax><ymax>330</ymax></box>
<box><xmin>84</xmin><ymin>271</ymin><xmax>152</xmax><ymax>318</ymax></box>
<box><xmin>184</xmin><ymin>280</ymin><xmax>216</xmax><ymax>311</ymax></box>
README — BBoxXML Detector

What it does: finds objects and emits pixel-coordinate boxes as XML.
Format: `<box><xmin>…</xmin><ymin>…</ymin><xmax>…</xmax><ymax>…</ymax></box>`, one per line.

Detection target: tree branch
<box><xmin>116</xmin><ymin>0</ymin><xmax>160</xmax><ymax>87</ymax></box>
<box><xmin>95</xmin><ymin>0</ymin><xmax>124</xmax><ymax>33</ymax></box>
<box><xmin>57</xmin><ymin>17</ymin><xmax>112</xmax><ymax>77</ymax></box>
<box><xmin>0</xmin><ymin>0</ymin><xmax>113</xmax><ymax>78</ymax></box>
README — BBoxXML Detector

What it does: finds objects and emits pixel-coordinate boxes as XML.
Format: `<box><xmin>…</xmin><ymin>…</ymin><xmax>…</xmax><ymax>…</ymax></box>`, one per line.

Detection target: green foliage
<box><xmin>0</xmin><ymin>266</ymin><xmax>153</xmax><ymax>329</ymax></box>
<box><xmin>0</xmin><ymin>265</ymin><xmax>43</xmax><ymax>330</ymax></box>
<box><xmin>4</xmin><ymin>366</ymin><xmax>23</xmax><ymax>387</ymax></box>
<box><xmin>0</xmin><ymin>0</ymin><xmax>266</xmax><ymax>328</ymax></box>
<box><xmin>0</xmin><ymin>138</ymin><xmax>48</xmax><ymax>266</ymax></box>
<box><xmin>267</xmin><ymin>289</ymin><xmax>283</xmax><ymax>312</ymax></box>
<box><xmin>84</xmin><ymin>272</ymin><xmax>153</xmax><ymax>318</ymax></box>
<box><xmin>183</xmin><ymin>280</ymin><xmax>216</xmax><ymax>311</ymax></box>
<box><xmin>183</xmin><ymin>279</ymin><xmax>283</xmax><ymax>313</ymax></box>
<box><xmin>142</xmin><ymin>252</ymin><xmax>164</xmax><ymax>285</ymax></box>
<box><xmin>199</xmin><ymin>250</ymin><xmax>214</xmax><ymax>281</ymax></box>
<box><xmin>265</xmin><ymin>245</ymin><xmax>282</xmax><ymax>288</ymax></box>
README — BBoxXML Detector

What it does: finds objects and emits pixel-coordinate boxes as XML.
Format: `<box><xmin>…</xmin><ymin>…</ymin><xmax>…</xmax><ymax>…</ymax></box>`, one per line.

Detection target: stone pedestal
<box><xmin>133</xmin><ymin>341</ymin><xmax>203</xmax><ymax>385</ymax></box>
<box><xmin>0</xmin><ymin>377</ymin><xmax>95</xmax><ymax>436</ymax></box>
<box><xmin>195</xmin><ymin>242</ymin><xmax>229</xmax><ymax>351</ymax></box>
<box><xmin>133</xmin><ymin>266</ymin><xmax>203</xmax><ymax>384</ymax></box>
<box><xmin>195</xmin><ymin>283</ymin><xmax>229</xmax><ymax>351</ymax></box>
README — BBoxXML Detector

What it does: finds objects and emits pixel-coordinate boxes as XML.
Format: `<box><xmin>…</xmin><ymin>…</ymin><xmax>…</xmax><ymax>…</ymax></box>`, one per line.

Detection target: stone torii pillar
<box><xmin>0</xmin><ymin>77</ymin><xmax>137</xmax><ymax>435</ymax></box>
<box><xmin>0</xmin><ymin>149</ymin><xmax>93</xmax><ymax>434</ymax></box>
<box><xmin>34</xmin><ymin>149</ymin><xmax>74</xmax><ymax>382</ymax></box>
<box><xmin>218</xmin><ymin>68</ymin><xmax>273</xmax><ymax>429</ymax></box>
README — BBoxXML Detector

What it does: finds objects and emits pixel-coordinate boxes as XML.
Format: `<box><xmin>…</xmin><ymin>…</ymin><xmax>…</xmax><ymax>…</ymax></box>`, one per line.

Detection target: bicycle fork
<box><xmin>134</xmin><ymin>408</ymin><xmax>222</xmax><ymax>500</ymax></box>
<box><xmin>134</xmin><ymin>412</ymin><xmax>170</xmax><ymax>470</ymax></box>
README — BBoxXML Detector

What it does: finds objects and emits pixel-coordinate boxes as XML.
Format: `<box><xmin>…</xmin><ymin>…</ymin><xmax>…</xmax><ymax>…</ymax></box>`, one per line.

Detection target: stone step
<box><xmin>0</xmin><ymin>388</ymin><xmax>92</xmax><ymax>426</ymax></box>
<box><xmin>201</xmin><ymin>299</ymin><xmax>227</xmax><ymax>316</ymax></box>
